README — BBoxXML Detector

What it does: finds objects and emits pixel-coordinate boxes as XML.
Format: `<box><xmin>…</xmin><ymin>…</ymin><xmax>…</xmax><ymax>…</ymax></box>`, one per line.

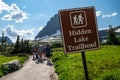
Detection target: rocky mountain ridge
<box><xmin>35</xmin><ymin>14</ymin><xmax>120</xmax><ymax>41</ymax></box>
<box><xmin>0</xmin><ymin>36</ymin><xmax>13</xmax><ymax>44</ymax></box>
<box><xmin>35</xmin><ymin>14</ymin><xmax>60</xmax><ymax>40</ymax></box>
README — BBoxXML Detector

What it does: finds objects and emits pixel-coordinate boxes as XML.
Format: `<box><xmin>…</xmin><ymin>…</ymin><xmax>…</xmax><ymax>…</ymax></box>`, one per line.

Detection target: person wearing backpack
<box><xmin>37</xmin><ymin>44</ymin><xmax>43</xmax><ymax>63</ymax></box>
<box><xmin>32</xmin><ymin>44</ymin><xmax>37</xmax><ymax>60</ymax></box>
<box><xmin>45</xmin><ymin>44</ymin><xmax>51</xmax><ymax>62</ymax></box>
<box><xmin>42</xmin><ymin>43</ymin><xmax>46</xmax><ymax>61</ymax></box>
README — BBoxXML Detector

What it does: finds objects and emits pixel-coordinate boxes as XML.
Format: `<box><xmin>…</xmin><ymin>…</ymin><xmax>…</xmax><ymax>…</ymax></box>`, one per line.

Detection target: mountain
<box><xmin>99</xmin><ymin>29</ymin><xmax>108</xmax><ymax>41</ymax></box>
<box><xmin>35</xmin><ymin>14</ymin><xmax>60</xmax><ymax>39</ymax></box>
<box><xmin>35</xmin><ymin>14</ymin><xmax>120</xmax><ymax>41</ymax></box>
<box><xmin>0</xmin><ymin>36</ymin><xmax>13</xmax><ymax>44</ymax></box>
<box><xmin>115</xmin><ymin>26</ymin><xmax>120</xmax><ymax>33</ymax></box>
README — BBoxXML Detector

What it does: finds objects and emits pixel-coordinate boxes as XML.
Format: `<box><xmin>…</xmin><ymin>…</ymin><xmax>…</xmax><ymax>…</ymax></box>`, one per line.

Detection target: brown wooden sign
<box><xmin>59</xmin><ymin>6</ymin><xmax>100</xmax><ymax>53</ymax></box>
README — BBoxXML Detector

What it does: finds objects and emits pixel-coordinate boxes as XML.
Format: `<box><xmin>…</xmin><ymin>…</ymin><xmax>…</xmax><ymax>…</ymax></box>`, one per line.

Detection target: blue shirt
<box><xmin>45</xmin><ymin>47</ymin><xmax>50</xmax><ymax>54</ymax></box>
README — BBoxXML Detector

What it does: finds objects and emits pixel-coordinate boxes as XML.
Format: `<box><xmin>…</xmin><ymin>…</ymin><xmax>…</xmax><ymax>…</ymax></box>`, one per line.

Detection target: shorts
<box><xmin>38</xmin><ymin>51</ymin><xmax>43</xmax><ymax>54</ymax></box>
<box><xmin>43</xmin><ymin>50</ymin><xmax>45</xmax><ymax>52</ymax></box>
<box><xmin>33</xmin><ymin>51</ymin><xmax>37</xmax><ymax>53</ymax></box>
<box><xmin>46</xmin><ymin>53</ymin><xmax>50</xmax><ymax>57</ymax></box>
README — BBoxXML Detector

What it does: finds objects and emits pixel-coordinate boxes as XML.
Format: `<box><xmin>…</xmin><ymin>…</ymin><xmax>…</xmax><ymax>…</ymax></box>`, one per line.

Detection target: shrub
<box><xmin>0</xmin><ymin>69</ymin><xmax>4</xmax><ymax>77</ymax></box>
<box><xmin>1</xmin><ymin>64</ymin><xmax>10</xmax><ymax>75</ymax></box>
<box><xmin>52</xmin><ymin>42</ymin><xmax>63</xmax><ymax>48</ymax></box>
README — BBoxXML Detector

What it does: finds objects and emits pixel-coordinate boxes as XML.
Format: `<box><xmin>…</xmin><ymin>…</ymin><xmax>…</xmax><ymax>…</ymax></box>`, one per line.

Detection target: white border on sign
<box><xmin>59</xmin><ymin>6</ymin><xmax>100</xmax><ymax>54</ymax></box>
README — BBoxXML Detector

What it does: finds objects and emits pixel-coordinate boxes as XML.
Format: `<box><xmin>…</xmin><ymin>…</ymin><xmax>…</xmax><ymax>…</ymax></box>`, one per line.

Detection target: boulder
<box><xmin>2</xmin><ymin>60</ymin><xmax>22</xmax><ymax>73</ymax></box>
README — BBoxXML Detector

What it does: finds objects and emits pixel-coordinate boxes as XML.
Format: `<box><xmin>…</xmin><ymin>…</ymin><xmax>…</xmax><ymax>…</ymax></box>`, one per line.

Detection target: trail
<box><xmin>0</xmin><ymin>56</ymin><xmax>58</xmax><ymax>80</ymax></box>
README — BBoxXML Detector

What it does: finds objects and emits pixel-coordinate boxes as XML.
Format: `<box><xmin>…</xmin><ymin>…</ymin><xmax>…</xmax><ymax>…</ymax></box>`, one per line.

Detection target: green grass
<box><xmin>0</xmin><ymin>55</ymin><xmax>28</xmax><ymax>77</ymax></box>
<box><xmin>52</xmin><ymin>47</ymin><xmax>63</xmax><ymax>52</ymax></box>
<box><xmin>52</xmin><ymin>45</ymin><xmax>120</xmax><ymax>80</ymax></box>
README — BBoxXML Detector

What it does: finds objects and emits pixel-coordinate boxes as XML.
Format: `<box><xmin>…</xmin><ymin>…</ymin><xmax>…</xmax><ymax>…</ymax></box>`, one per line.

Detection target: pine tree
<box><xmin>19</xmin><ymin>38</ymin><xmax>24</xmax><ymax>53</ymax></box>
<box><xmin>24</xmin><ymin>40</ymin><xmax>30</xmax><ymax>54</ymax></box>
<box><xmin>21</xmin><ymin>38</ymin><xmax>24</xmax><ymax>46</ymax></box>
<box><xmin>1</xmin><ymin>31</ymin><xmax>5</xmax><ymax>44</ymax></box>
<box><xmin>11</xmin><ymin>36</ymin><xmax>31</xmax><ymax>54</ymax></box>
<box><xmin>107</xmin><ymin>25</ymin><xmax>120</xmax><ymax>45</ymax></box>
<box><xmin>14</xmin><ymin>35</ymin><xmax>20</xmax><ymax>53</ymax></box>
<box><xmin>0</xmin><ymin>31</ymin><xmax>6</xmax><ymax>52</ymax></box>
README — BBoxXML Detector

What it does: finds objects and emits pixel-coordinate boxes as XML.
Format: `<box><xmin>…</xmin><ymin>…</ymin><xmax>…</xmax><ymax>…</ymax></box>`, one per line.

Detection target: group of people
<box><xmin>32</xmin><ymin>43</ymin><xmax>51</xmax><ymax>63</ymax></box>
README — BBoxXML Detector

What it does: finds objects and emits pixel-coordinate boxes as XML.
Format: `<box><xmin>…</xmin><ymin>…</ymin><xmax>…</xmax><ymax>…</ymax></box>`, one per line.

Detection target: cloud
<box><xmin>0</xmin><ymin>0</ymin><xmax>28</xmax><ymax>23</ymax></box>
<box><xmin>0</xmin><ymin>0</ymin><xmax>11</xmax><ymax>13</ymax></box>
<box><xmin>4</xmin><ymin>25</ymin><xmax>18</xmax><ymax>37</ymax></box>
<box><xmin>102</xmin><ymin>12</ymin><xmax>117</xmax><ymax>18</ymax></box>
<box><xmin>96</xmin><ymin>11</ymin><xmax>102</xmax><ymax>17</ymax></box>
<box><xmin>39</xmin><ymin>26</ymin><xmax>44</xmax><ymax>31</ymax></box>
<box><xmin>4</xmin><ymin>25</ymin><xmax>35</xmax><ymax>42</ymax></box>
<box><xmin>38</xmin><ymin>14</ymin><xmax>44</xmax><ymax>17</ymax></box>
<box><xmin>96</xmin><ymin>11</ymin><xmax>117</xmax><ymax>19</ymax></box>
<box><xmin>1</xmin><ymin>9</ymin><xmax>27</xmax><ymax>23</ymax></box>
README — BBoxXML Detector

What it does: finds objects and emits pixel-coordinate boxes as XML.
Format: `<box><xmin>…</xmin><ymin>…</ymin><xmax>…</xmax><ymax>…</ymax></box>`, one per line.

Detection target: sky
<box><xmin>0</xmin><ymin>0</ymin><xmax>120</xmax><ymax>42</ymax></box>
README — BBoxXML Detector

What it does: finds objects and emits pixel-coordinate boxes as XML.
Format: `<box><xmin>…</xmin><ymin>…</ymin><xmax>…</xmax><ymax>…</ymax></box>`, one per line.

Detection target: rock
<box><xmin>2</xmin><ymin>60</ymin><xmax>22</xmax><ymax>73</ymax></box>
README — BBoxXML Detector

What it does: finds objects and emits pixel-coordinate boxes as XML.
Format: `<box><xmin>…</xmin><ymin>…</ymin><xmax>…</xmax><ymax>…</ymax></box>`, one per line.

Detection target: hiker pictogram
<box><xmin>70</xmin><ymin>11</ymin><xmax>87</xmax><ymax>28</ymax></box>
<box><xmin>73</xmin><ymin>15</ymin><xmax>78</xmax><ymax>25</ymax></box>
<box><xmin>73</xmin><ymin>14</ymin><xmax>84</xmax><ymax>25</ymax></box>
<box><xmin>78</xmin><ymin>14</ymin><xmax>84</xmax><ymax>24</ymax></box>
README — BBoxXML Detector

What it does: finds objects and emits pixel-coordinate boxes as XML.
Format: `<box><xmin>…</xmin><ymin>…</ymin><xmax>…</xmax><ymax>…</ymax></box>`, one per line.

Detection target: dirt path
<box><xmin>0</xmin><ymin>56</ymin><xmax>58</xmax><ymax>80</ymax></box>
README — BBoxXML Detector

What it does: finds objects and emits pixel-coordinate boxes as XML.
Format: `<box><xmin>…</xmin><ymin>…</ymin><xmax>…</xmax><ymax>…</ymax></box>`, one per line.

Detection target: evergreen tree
<box><xmin>21</xmin><ymin>38</ymin><xmax>24</xmax><ymax>46</ymax></box>
<box><xmin>24</xmin><ymin>40</ymin><xmax>30</xmax><ymax>54</ymax></box>
<box><xmin>107</xmin><ymin>25</ymin><xmax>120</xmax><ymax>45</ymax></box>
<box><xmin>15</xmin><ymin>36</ymin><xmax>20</xmax><ymax>49</ymax></box>
<box><xmin>0</xmin><ymin>31</ymin><xmax>6</xmax><ymax>52</ymax></box>
<box><xmin>13</xmin><ymin>35</ymin><xmax>20</xmax><ymax>54</ymax></box>
<box><xmin>11</xmin><ymin>36</ymin><xmax>31</xmax><ymax>54</ymax></box>
<box><xmin>1</xmin><ymin>31</ymin><xmax>6</xmax><ymax>44</ymax></box>
<box><xmin>19</xmin><ymin>38</ymin><xmax>24</xmax><ymax>53</ymax></box>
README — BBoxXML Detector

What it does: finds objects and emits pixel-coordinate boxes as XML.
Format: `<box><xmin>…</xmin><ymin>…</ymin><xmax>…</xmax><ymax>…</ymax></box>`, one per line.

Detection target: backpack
<box><xmin>32</xmin><ymin>45</ymin><xmax>37</xmax><ymax>52</ymax></box>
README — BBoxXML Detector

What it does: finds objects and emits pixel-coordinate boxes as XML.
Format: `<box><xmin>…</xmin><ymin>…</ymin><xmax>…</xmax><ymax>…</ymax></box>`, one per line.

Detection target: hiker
<box><xmin>38</xmin><ymin>44</ymin><xmax>43</xmax><ymax>62</ymax></box>
<box><xmin>42</xmin><ymin>43</ymin><xmax>46</xmax><ymax>60</ymax></box>
<box><xmin>32</xmin><ymin>44</ymin><xmax>38</xmax><ymax>60</ymax></box>
<box><xmin>36</xmin><ymin>44</ymin><xmax>39</xmax><ymax>59</ymax></box>
<box><xmin>45</xmin><ymin>44</ymin><xmax>51</xmax><ymax>62</ymax></box>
